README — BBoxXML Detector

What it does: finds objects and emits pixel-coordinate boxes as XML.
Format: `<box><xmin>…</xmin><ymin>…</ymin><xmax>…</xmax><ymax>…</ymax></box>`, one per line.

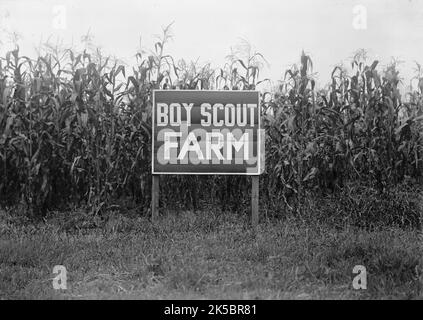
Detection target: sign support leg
<box><xmin>252</xmin><ymin>175</ymin><xmax>259</xmax><ymax>228</ymax></box>
<box><xmin>152</xmin><ymin>175</ymin><xmax>160</xmax><ymax>222</ymax></box>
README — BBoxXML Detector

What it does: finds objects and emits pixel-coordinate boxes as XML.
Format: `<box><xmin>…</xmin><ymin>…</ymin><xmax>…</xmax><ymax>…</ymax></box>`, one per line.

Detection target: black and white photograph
<box><xmin>0</xmin><ymin>0</ymin><xmax>422</xmax><ymax>304</ymax></box>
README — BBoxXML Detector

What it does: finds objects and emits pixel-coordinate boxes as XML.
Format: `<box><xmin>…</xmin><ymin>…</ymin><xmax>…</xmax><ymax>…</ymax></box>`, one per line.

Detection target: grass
<box><xmin>0</xmin><ymin>206</ymin><xmax>422</xmax><ymax>300</ymax></box>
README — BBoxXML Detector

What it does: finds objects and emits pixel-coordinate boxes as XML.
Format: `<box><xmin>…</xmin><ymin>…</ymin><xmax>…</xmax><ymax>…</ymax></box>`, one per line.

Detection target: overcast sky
<box><xmin>1</xmin><ymin>0</ymin><xmax>422</xmax><ymax>89</ymax></box>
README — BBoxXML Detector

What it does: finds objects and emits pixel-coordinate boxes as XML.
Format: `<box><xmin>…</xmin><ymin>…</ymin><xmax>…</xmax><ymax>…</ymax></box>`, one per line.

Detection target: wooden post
<box><xmin>152</xmin><ymin>175</ymin><xmax>160</xmax><ymax>222</ymax></box>
<box><xmin>251</xmin><ymin>175</ymin><xmax>259</xmax><ymax>228</ymax></box>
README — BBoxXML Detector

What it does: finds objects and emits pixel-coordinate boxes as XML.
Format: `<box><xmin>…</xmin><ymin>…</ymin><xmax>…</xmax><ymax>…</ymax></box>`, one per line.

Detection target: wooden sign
<box><xmin>151</xmin><ymin>90</ymin><xmax>262</xmax><ymax>227</ymax></box>
<box><xmin>152</xmin><ymin>90</ymin><xmax>261</xmax><ymax>175</ymax></box>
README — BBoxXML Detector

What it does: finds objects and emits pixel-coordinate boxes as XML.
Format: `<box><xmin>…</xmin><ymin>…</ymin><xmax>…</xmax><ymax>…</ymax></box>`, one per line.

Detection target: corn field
<box><xmin>0</xmin><ymin>27</ymin><xmax>422</xmax><ymax>224</ymax></box>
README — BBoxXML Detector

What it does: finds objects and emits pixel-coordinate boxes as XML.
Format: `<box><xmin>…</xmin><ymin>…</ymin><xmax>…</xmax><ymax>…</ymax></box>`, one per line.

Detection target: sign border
<box><xmin>151</xmin><ymin>90</ymin><xmax>261</xmax><ymax>175</ymax></box>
